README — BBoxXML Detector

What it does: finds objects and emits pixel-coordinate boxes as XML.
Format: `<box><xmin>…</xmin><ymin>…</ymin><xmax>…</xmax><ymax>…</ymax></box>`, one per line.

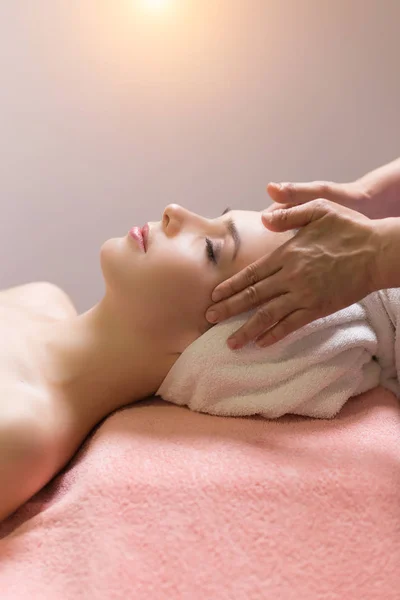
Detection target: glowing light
<box><xmin>141</xmin><ymin>0</ymin><xmax>171</xmax><ymax>11</ymax></box>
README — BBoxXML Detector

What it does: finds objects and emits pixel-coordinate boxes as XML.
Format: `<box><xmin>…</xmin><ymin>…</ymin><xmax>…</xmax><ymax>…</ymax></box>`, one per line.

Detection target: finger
<box><xmin>206</xmin><ymin>272</ymin><xmax>283</xmax><ymax>323</ymax></box>
<box><xmin>255</xmin><ymin>309</ymin><xmax>311</xmax><ymax>347</ymax></box>
<box><xmin>261</xmin><ymin>198</ymin><xmax>331</xmax><ymax>232</ymax></box>
<box><xmin>264</xmin><ymin>202</ymin><xmax>299</xmax><ymax>213</ymax></box>
<box><xmin>267</xmin><ymin>181</ymin><xmax>349</xmax><ymax>205</ymax></box>
<box><xmin>210</xmin><ymin>252</ymin><xmax>282</xmax><ymax>304</ymax></box>
<box><xmin>226</xmin><ymin>294</ymin><xmax>292</xmax><ymax>349</ymax></box>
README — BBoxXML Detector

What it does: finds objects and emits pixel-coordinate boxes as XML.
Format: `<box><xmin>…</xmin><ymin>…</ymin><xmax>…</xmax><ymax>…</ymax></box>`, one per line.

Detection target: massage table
<box><xmin>0</xmin><ymin>386</ymin><xmax>399</xmax><ymax>599</ymax></box>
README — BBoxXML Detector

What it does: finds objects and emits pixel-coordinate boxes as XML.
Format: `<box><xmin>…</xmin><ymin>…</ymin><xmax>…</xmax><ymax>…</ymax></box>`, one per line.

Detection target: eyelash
<box><xmin>205</xmin><ymin>237</ymin><xmax>217</xmax><ymax>264</ymax></box>
<box><xmin>205</xmin><ymin>208</ymin><xmax>231</xmax><ymax>264</ymax></box>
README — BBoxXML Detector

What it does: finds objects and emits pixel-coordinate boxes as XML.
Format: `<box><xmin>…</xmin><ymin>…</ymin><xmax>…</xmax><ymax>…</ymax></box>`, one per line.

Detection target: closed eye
<box><xmin>205</xmin><ymin>237</ymin><xmax>217</xmax><ymax>264</ymax></box>
<box><xmin>205</xmin><ymin>207</ymin><xmax>232</xmax><ymax>265</ymax></box>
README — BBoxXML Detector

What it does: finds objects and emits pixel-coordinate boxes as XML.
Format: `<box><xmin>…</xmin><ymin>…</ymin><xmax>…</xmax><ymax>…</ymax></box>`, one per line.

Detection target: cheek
<box><xmin>156</xmin><ymin>261</ymin><xmax>211</xmax><ymax>307</ymax></box>
<box><xmin>146</xmin><ymin>252</ymin><xmax>216</xmax><ymax>322</ymax></box>
<box><xmin>101</xmin><ymin>237</ymin><xmax>218</xmax><ymax>331</ymax></box>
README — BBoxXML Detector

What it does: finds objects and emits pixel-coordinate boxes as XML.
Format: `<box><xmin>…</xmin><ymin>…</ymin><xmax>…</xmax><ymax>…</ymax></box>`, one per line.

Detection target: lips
<box><xmin>141</xmin><ymin>223</ymin><xmax>149</xmax><ymax>252</ymax></box>
<box><xmin>129</xmin><ymin>227</ymin><xmax>145</xmax><ymax>252</ymax></box>
<box><xmin>128</xmin><ymin>223</ymin><xmax>149</xmax><ymax>253</ymax></box>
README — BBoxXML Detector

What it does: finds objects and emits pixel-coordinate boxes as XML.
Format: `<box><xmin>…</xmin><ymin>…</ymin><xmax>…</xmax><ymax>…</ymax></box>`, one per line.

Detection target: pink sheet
<box><xmin>1</xmin><ymin>386</ymin><xmax>400</xmax><ymax>599</ymax></box>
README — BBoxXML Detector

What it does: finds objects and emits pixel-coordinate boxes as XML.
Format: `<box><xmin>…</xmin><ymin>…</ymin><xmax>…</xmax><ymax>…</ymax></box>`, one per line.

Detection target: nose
<box><xmin>162</xmin><ymin>203</ymin><xmax>189</xmax><ymax>236</ymax></box>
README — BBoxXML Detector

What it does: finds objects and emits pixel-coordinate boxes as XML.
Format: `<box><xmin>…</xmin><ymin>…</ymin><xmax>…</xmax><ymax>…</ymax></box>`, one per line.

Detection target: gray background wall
<box><xmin>0</xmin><ymin>0</ymin><xmax>399</xmax><ymax>312</ymax></box>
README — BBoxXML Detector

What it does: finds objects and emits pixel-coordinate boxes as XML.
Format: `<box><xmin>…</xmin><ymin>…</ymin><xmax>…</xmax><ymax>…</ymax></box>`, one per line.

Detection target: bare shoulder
<box><xmin>0</xmin><ymin>281</ymin><xmax>77</xmax><ymax>319</ymax></box>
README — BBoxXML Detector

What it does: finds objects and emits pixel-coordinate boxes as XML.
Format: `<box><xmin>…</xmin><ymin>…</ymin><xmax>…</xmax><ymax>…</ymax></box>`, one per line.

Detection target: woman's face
<box><xmin>101</xmin><ymin>204</ymin><xmax>293</xmax><ymax>351</ymax></box>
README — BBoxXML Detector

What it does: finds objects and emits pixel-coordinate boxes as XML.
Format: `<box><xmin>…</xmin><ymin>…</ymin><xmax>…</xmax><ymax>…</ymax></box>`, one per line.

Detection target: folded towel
<box><xmin>156</xmin><ymin>289</ymin><xmax>400</xmax><ymax>419</ymax></box>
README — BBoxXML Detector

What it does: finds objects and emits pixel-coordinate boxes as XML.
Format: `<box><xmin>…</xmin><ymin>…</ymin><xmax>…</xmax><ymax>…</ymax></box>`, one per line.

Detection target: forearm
<box><xmin>373</xmin><ymin>217</ymin><xmax>400</xmax><ymax>290</ymax></box>
<box><xmin>357</xmin><ymin>158</ymin><xmax>400</xmax><ymax>219</ymax></box>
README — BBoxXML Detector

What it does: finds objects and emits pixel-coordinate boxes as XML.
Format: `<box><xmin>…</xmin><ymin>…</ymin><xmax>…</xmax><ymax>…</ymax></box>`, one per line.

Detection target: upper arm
<box><xmin>0</xmin><ymin>282</ymin><xmax>77</xmax><ymax>319</ymax></box>
<box><xmin>0</xmin><ymin>400</ymin><xmax>59</xmax><ymax>521</ymax></box>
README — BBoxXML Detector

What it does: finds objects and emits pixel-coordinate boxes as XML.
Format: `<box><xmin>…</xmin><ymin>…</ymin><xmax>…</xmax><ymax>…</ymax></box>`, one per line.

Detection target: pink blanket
<box><xmin>1</xmin><ymin>387</ymin><xmax>399</xmax><ymax>599</ymax></box>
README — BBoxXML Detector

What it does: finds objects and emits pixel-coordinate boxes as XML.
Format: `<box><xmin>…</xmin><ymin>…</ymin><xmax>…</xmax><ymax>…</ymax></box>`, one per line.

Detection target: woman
<box><xmin>0</xmin><ymin>204</ymin><xmax>294</xmax><ymax>521</ymax></box>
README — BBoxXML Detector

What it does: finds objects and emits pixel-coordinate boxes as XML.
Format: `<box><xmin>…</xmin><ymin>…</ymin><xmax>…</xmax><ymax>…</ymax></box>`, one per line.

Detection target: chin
<box><xmin>100</xmin><ymin>237</ymin><xmax>134</xmax><ymax>290</ymax></box>
<box><xmin>102</xmin><ymin>235</ymin><xmax>133</xmax><ymax>257</ymax></box>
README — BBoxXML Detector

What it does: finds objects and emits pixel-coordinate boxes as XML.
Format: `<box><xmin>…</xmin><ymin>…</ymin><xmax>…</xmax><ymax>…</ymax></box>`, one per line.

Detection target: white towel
<box><xmin>156</xmin><ymin>289</ymin><xmax>400</xmax><ymax>419</ymax></box>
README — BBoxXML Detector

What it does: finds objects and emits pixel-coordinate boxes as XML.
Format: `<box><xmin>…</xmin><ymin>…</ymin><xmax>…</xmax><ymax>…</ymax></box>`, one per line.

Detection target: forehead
<box><xmin>224</xmin><ymin>209</ymin><xmax>289</xmax><ymax>272</ymax></box>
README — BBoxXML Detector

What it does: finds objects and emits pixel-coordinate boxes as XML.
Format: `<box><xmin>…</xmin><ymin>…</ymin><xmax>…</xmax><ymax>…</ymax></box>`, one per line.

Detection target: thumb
<box><xmin>262</xmin><ymin>200</ymin><xmax>328</xmax><ymax>232</ymax></box>
<box><xmin>267</xmin><ymin>181</ymin><xmax>345</xmax><ymax>205</ymax></box>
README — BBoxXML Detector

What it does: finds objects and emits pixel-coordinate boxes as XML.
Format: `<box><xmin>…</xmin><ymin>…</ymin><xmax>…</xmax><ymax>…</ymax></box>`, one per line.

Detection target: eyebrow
<box><xmin>220</xmin><ymin>207</ymin><xmax>240</xmax><ymax>261</ymax></box>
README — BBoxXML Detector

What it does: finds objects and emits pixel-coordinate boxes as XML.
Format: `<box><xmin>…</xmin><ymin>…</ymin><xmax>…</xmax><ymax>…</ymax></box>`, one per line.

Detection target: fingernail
<box><xmin>206</xmin><ymin>310</ymin><xmax>219</xmax><ymax>323</ymax></box>
<box><xmin>228</xmin><ymin>338</ymin><xmax>241</xmax><ymax>350</ymax></box>
<box><xmin>212</xmin><ymin>290</ymin><xmax>222</xmax><ymax>302</ymax></box>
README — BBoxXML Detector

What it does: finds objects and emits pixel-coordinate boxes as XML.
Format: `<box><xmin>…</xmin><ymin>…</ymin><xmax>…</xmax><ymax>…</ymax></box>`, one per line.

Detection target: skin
<box><xmin>266</xmin><ymin>157</ymin><xmax>400</xmax><ymax>220</ymax></box>
<box><xmin>206</xmin><ymin>157</ymin><xmax>400</xmax><ymax>349</ymax></box>
<box><xmin>36</xmin><ymin>205</ymin><xmax>293</xmax><ymax>416</ymax></box>
<box><xmin>0</xmin><ymin>204</ymin><xmax>292</xmax><ymax>521</ymax></box>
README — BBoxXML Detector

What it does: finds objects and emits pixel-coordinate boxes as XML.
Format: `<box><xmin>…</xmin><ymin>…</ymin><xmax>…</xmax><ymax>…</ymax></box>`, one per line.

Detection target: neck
<box><xmin>38</xmin><ymin>294</ymin><xmax>179</xmax><ymax>430</ymax></box>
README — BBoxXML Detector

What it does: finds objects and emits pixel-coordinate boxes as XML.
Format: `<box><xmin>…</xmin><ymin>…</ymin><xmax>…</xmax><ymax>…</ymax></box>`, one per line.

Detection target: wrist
<box><xmin>372</xmin><ymin>217</ymin><xmax>400</xmax><ymax>290</ymax></box>
<box><xmin>355</xmin><ymin>158</ymin><xmax>400</xmax><ymax>219</ymax></box>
